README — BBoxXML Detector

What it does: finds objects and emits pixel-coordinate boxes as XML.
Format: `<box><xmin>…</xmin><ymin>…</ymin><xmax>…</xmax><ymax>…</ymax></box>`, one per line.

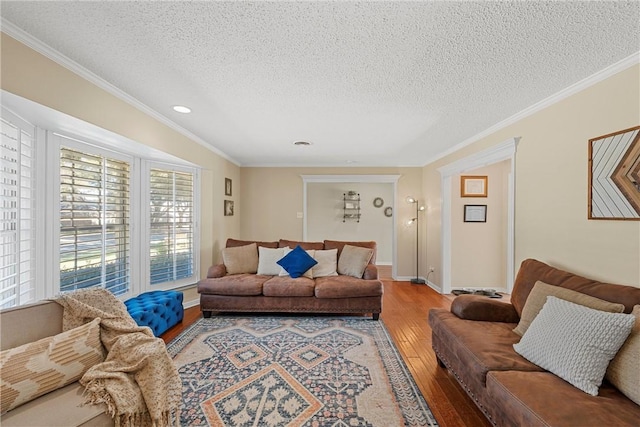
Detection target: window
<box><xmin>149</xmin><ymin>168</ymin><xmax>195</xmax><ymax>286</ymax></box>
<box><xmin>1</xmin><ymin>97</ymin><xmax>200</xmax><ymax>308</ymax></box>
<box><xmin>0</xmin><ymin>113</ymin><xmax>36</xmax><ymax>308</ymax></box>
<box><xmin>59</xmin><ymin>147</ymin><xmax>130</xmax><ymax>296</ymax></box>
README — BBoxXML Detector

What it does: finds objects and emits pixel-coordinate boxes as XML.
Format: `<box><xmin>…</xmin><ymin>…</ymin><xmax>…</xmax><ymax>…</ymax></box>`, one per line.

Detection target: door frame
<box><xmin>437</xmin><ymin>138</ymin><xmax>519</xmax><ymax>294</ymax></box>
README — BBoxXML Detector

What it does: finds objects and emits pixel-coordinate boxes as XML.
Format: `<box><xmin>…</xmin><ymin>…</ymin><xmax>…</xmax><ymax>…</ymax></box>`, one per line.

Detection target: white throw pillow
<box><xmin>257</xmin><ymin>246</ymin><xmax>288</xmax><ymax>276</ymax></box>
<box><xmin>513</xmin><ymin>296</ymin><xmax>635</xmax><ymax>396</ymax></box>
<box><xmin>606</xmin><ymin>305</ymin><xmax>640</xmax><ymax>405</ymax></box>
<box><xmin>312</xmin><ymin>249</ymin><xmax>338</xmax><ymax>278</ymax></box>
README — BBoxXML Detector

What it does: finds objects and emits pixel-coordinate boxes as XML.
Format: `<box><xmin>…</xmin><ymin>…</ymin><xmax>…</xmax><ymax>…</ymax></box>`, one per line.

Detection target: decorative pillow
<box><xmin>337</xmin><ymin>244</ymin><xmax>374</xmax><ymax>278</ymax></box>
<box><xmin>278</xmin><ymin>248</ymin><xmax>315</xmax><ymax>278</ymax></box>
<box><xmin>0</xmin><ymin>318</ymin><xmax>105</xmax><ymax>413</ymax></box>
<box><xmin>257</xmin><ymin>247</ymin><xmax>288</xmax><ymax>276</ymax></box>
<box><xmin>222</xmin><ymin>243</ymin><xmax>258</xmax><ymax>274</ymax></box>
<box><xmin>606</xmin><ymin>305</ymin><xmax>640</xmax><ymax>405</ymax></box>
<box><xmin>277</xmin><ymin>245</ymin><xmax>318</xmax><ymax>279</ymax></box>
<box><xmin>513</xmin><ymin>281</ymin><xmax>625</xmax><ymax>336</ymax></box>
<box><xmin>513</xmin><ymin>296</ymin><xmax>635</xmax><ymax>396</ymax></box>
<box><xmin>312</xmin><ymin>249</ymin><xmax>339</xmax><ymax>278</ymax></box>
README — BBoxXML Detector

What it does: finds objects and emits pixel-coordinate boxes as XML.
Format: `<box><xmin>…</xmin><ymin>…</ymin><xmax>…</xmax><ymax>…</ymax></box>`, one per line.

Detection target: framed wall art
<box><xmin>464</xmin><ymin>204</ymin><xmax>487</xmax><ymax>222</ymax></box>
<box><xmin>225</xmin><ymin>178</ymin><xmax>232</xmax><ymax>196</ymax></box>
<box><xmin>461</xmin><ymin>175</ymin><xmax>488</xmax><ymax>197</ymax></box>
<box><xmin>588</xmin><ymin>126</ymin><xmax>640</xmax><ymax>220</ymax></box>
<box><xmin>224</xmin><ymin>200</ymin><xmax>234</xmax><ymax>216</ymax></box>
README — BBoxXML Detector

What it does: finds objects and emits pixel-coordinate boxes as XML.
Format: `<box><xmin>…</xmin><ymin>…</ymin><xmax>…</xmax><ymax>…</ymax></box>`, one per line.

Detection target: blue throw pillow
<box><xmin>277</xmin><ymin>245</ymin><xmax>318</xmax><ymax>278</ymax></box>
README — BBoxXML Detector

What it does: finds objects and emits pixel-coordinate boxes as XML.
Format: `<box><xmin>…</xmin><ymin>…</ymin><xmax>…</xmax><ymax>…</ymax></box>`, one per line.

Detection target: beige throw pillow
<box><xmin>513</xmin><ymin>281</ymin><xmax>625</xmax><ymax>336</ymax></box>
<box><xmin>338</xmin><ymin>244</ymin><xmax>374</xmax><ymax>278</ymax></box>
<box><xmin>222</xmin><ymin>243</ymin><xmax>258</xmax><ymax>274</ymax></box>
<box><xmin>606</xmin><ymin>305</ymin><xmax>640</xmax><ymax>405</ymax></box>
<box><xmin>257</xmin><ymin>246</ymin><xmax>288</xmax><ymax>276</ymax></box>
<box><xmin>0</xmin><ymin>318</ymin><xmax>105</xmax><ymax>413</ymax></box>
<box><xmin>513</xmin><ymin>296</ymin><xmax>634</xmax><ymax>396</ymax></box>
<box><xmin>312</xmin><ymin>249</ymin><xmax>339</xmax><ymax>278</ymax></box>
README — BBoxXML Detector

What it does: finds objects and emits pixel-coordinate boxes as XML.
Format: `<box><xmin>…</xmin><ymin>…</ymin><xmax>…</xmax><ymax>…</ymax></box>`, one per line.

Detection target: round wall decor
<box><xmin>384</xmin><ymin>206</ymin><xmax>393</xmax><ymax>217</ymax></box>
<box><xmin>373</xmin><ymin>197</ymin><xmax>384</xmax><ymax>208</ymax></box>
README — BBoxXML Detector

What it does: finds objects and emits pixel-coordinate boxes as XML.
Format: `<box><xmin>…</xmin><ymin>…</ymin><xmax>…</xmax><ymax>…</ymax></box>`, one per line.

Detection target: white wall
<box><xmin>307</xmin><ymin>182</ymin><xmax>394</xmax><ymax>263</ymax></box>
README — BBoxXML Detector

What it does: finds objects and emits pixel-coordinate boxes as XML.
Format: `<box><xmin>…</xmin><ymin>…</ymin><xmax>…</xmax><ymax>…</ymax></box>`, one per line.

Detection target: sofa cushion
<box><xmin>513</xmin><ymin>281</ymin><xmax>625</xmax><ymax>336</ymax></box>
<box><xmin>486</xmin><ymin>370</ymin><xmax>640</xmax><ymax>427</ymax></box>
<box><xmin>278</xmin><ymin>239</ymin><xmax>325</xmax><ymax>250</ymax></box>
<box><xmin>429</xmin><ymin>309</ymin><xmax>544</xmax><ymax>389</ymax></box>
<box><xmin>263</xmin><ymin>276</ymin><xmax>316</xmax><ymax>297</ymax></box>
<box><xmin>314</xmin><ymin>276</ymin><xmax>382</xmax><ymax>298</ymax></box>
<box><xmin>222</xmin><ymin>243</ymin><xmax>259</xmax><ymax>274</ymax></box>
<box><xmin>1</xmin><ymin>318</ymin><xmax>104</xmax><ymax>413</ymax></box>
<box><xmin>324</xmin><ymin>240</ymin><xmax>377</xmax><ymax>265</ymax></box>
<box><xmin>513</xmin><ymin>296</ymin><xmax>634</xmax><ymax>396</ymax></box>
<box><xmin>0</xmin><ymin>382</ymin><xmax>112</xmax><ymax>427</ymax></box>
<box><xmin>277</xmin><ymin>246</ymin><xmax>317</xmax><ymax>278</ymax></box>
<box><xmin>197</xmin><ymin>274</ymin><xmax>269</xmax><ymax>296</ymax></box>
<box><xmin>337</xmin><ymin>244</ymin><xmax>374</xmax><ymax>278</ymax></box>
<box><xmin>226</xmin><ymin>238</ymin><xmax>278</xmax><ymax>249</ymax></box>
<box><xmin>606</xmin><ymin>305</ymin><xmax>640</xmax><ymax>405</ymax></box>
<box><xmin>257</xmin><ymin>247</ymin><xmax>288</xmax><ymax>276</ymax></box>
<box><xmin>511</xmin><ymin>259</ymin><xmax>640</xmax><ymax>317</ymax></box>
<box><xmin>312</xmin><ymin>249</ymin><xmax>338</xmax><ymax>278</ymax></box>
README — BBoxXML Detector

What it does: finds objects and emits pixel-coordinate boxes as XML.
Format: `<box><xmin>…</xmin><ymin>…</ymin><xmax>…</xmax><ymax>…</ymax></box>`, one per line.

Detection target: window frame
<box><xmin>141</xmin><ymin>161</ymin><xmax>200</xmax><ymax>291</ymax></box>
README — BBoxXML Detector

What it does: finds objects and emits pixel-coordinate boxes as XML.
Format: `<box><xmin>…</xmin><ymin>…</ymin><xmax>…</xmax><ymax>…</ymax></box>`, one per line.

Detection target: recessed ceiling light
<box><xmin>293</xmin><ymin>141</ymin><xmax>312</xmax><ymax>146</ymax></box>
<box><xmin>172</xmin><ymin>105</ymin><xmax>191</xmax><ymax>113</ymax></box>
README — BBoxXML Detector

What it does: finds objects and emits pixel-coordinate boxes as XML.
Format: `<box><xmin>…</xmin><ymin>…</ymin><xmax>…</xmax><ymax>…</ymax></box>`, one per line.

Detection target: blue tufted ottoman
<box><xmin>125</xmin><ymin>290</ymin><xmax>184</xmax><ymax>337</ymax></box>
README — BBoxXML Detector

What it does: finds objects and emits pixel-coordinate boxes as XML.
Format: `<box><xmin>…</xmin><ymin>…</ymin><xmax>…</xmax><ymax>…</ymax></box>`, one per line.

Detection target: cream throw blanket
<box><xmin>55</xmin><ymin>288</ymin><xmax>182</xmax><ymax>427</ymax></box>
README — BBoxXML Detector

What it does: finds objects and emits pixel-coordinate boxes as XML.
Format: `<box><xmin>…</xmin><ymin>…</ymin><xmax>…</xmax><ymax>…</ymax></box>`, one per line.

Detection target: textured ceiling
<box><xmin>2</xmin><ymin>1</ymin><xmax>639</xmax><ymax>167</ymax></box>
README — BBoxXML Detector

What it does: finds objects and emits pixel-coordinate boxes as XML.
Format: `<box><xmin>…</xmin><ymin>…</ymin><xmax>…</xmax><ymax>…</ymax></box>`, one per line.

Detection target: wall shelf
<box><xmin>343</xmin><ymin>192</ymin><xmax>361</xmax><ymax>222</ymax></box>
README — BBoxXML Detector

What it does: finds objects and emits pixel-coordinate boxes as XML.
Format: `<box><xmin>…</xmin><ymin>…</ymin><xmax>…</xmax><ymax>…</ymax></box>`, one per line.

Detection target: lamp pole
<box><xmin>407</xmin><ymin>197</ymin><xmax>425</xmax><ymax>284</ymax></box>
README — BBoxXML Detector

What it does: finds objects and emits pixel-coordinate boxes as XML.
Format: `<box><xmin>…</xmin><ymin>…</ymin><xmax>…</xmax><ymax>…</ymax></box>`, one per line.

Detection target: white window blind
<box><xmin>149</xmin><ymin>168</ymin><xmax>194</xmax><ymax>285</ymax></box>
<box><xmin>0</xmin><ymin>116</ymin><xmax>36</xmax><ymax>308</ymax></box>
<box><xmin>59</xmin><ymin>147</ymin><xmax>130</xmax><ymax>296</ymax></box>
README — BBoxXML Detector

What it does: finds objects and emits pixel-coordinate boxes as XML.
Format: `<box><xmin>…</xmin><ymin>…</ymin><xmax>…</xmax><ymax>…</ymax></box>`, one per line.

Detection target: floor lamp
<box><xmin>406</xmin><ymin>196</ymin><xmax>425</xmax><ymax>284</ymax></box>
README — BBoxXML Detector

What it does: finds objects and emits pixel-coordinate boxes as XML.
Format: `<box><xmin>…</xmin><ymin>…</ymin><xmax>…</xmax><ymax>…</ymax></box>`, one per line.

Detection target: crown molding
<box><xmin>1</xmin><ymin>19</ymin><xmax>240</xmax><ymax>166</ymax></box>
<box><xmin>427</xmin><ymin>51</ymin><xmax>640</xmax><ymax>165</ymax></box>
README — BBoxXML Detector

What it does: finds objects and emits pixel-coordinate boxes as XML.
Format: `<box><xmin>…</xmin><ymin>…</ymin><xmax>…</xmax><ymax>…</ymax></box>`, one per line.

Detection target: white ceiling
<box><xmin>2</xmin><ymin>1</ymin><xmax>639</xmax><ymax>167</ymax></box>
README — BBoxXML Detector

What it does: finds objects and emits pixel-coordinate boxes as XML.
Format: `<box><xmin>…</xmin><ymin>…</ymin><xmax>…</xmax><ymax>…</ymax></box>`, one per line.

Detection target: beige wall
<box><xmin>1</xmin><ymin>33</ymin><xmax>242</xmax><ymax>306</ymax></box>
<box><xmin>307</xmin><ymin>182</ymin><xmax>394</xmax><ymax>263</ymax></box>
<box><xmin>451</xmin><ymin>161</ymin><xmax>509</xmax><ymax>288</ymax></box>
<box><xmin>240</xmin><ymin>167</ymin><xmax>423</xmax><ymax>277</ymax></box>
<box><xmin>424</xmin><ymin>64</ymin><xmax>640</xmax><ymax>288</ymax></box>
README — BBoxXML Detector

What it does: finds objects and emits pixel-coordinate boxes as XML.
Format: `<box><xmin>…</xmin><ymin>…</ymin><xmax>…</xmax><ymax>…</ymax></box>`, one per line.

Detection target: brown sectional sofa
<box><xmin>198</xmin><ymin>239</ymin><xmax>384</xmax><ymax>320</ymax></box>
<box><xmin>429</xmin><ymin>258</ymin><xmax>640</xmax><ymax>427</ymax></box>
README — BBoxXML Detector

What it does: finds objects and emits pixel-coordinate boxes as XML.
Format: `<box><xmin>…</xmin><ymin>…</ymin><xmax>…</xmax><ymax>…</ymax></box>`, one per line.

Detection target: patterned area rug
<box><xmin>167</xmin><ymin>316</ymin><xmax>438</xmax><ymax>427</ymax></box>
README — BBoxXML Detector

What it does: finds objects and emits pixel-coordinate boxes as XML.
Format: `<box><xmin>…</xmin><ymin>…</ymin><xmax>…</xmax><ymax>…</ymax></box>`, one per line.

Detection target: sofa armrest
<box><xmin>207</xmin><ymin>264</ymin><xmax>227</xmax><ymax>278</ymax></box>
<box><xmin>451</xmin><ymin>295</ymin><xmax>519</xmax><ymax>323</ymax></box>
<box><xmin>363</xmin><ymin>264</ymin><xmax>379</xmax><ymax>280</ymax></box>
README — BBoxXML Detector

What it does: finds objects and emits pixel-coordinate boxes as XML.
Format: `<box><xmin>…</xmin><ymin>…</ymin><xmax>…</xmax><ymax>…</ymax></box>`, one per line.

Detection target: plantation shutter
<box><xmin>0</xmin><ymin>116</ymin><xmax>36</xmax><ymax>308</ymax></box>
<box><xmin>149</xmin><ymin>168</ymin><xmax>194</xmax><ymax>285</ymax></box>
<box><xmin>59</xmin><ymin>148</ymin><xmax>130</xmax><ymax>295</ymax></box>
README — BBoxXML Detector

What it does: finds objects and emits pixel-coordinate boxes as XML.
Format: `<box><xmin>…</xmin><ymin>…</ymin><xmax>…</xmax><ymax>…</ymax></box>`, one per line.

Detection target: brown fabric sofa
<box><xmin>429</xmin><ymin>258</ymin><xmax>640</xmax><ymax>427</ymax></box>
<box><xmin>0</xmin><ymin>301</ymin><xmax>113</xmax><ymax>427</ymax></box>
<box><xmin>198</xmin><ymin>239</ymin><xmax>383</xmax><ymax>320</ymax></box>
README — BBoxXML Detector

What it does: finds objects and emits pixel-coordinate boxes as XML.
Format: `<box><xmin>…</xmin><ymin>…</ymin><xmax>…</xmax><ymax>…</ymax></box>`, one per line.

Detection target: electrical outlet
<box><xmin>429</xmin><ymin>266</ymin><xmax>435</xmax><ymax>272</ymax></box>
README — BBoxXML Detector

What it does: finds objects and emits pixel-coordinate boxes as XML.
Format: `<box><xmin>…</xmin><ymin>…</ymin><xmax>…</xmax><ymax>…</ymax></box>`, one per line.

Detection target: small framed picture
<box><xmin>225</xmin><ymin>178</ymin><xmax>232</xmax><ymax>196</ymax></box>
<box><xmin>461</xmin><ymin>175</ymin><xmax>488</xmax><ymax>197</ymax></box>
<box><xmin>224</xmin><ymin>200</ymin><xmax>234</xmax><ymax>216</ymax></box>
<box><xmin>464</xmin><ymin>205</ymin><xmax>487</xmax><ymax>222</ymax></box>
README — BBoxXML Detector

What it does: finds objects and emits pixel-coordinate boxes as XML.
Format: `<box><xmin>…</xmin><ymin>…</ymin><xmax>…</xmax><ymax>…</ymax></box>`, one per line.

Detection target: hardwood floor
<box><xmin>161</xmin><ymin>280</ymin><xmax>492</xmax><ymax>427</ymax></box>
